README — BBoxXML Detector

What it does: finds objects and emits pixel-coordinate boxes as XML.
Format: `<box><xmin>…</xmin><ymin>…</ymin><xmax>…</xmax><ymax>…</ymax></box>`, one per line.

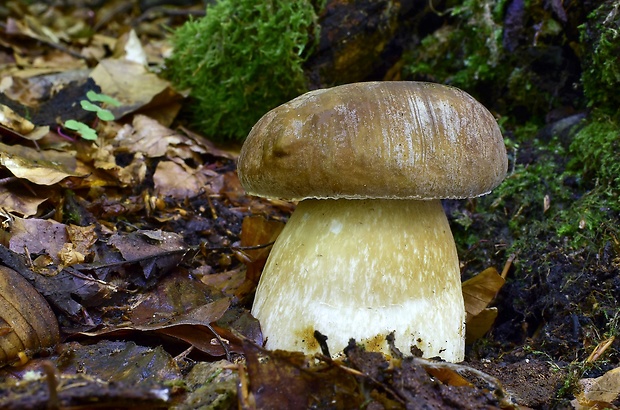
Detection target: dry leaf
<box><xmin>462</xmin><ymin>267</ymin><xmax>505</xmax><ymax>322</ymax></box>
<box><xmin>57</xmin><ymin>242</ymin><xmax>85</xmax><ymax>266</ymax></box>
<box><xmin>0</xmin><ymin>187</ymin><xmax>47</xmax><ymax>217</ymax></box>
<box><xmin>0</xmin><ymin>265</ymin><xmax>60</xmax><ymax>367</ymax></box>
<box><xmin>465</xmin><ymin>307</ymin><xmax>499</xmax><ymax>344</ymax></box>
<box><xmin>117</xmin><ymin>114</ymin><xmax>185</xmax><ymax>158</ymax></box>
<box><xmin>66</xmin><ymin>224</ymin><xmax>97</xmax><ymax>262</ymax></box>
<box><xmin>114</xmin><ymin>29</ymin><xmax>148</xmax><ymax>66</ymax></box>
<box><xmin>572</xmin><ymin>366</ymin><xmax>620</xmax><ymax>409</ymax></box>
<box><xmin>7</xmin><ymin>217</ymin><xmax>69</xmax><ymax>263</ymax></box>
<box><xmin>587</xmin><ymin>336</ymin><xmax>615</xmax><ymax>363</ymax></box>
<box><xmin>90</xmin><ymin>59</ymin><xmax>176</xmax><ymax>119</ymax></box>
<box><xmin>152</xmin><ymin>160</ymin><xmax>203</xmax><ymax>198</ymax></box>
<box><xmin>0</xmin><ymin>104</ymin><xmax>35</xmax><ymax>134</ymax></box>
<box><xmin>425</xmin><ymin>366</ymin><xmax>473</xmax><ymax>387</ymax></box>
<box><xmin>0</xmin><ymin>141</ymin><xmax>84</xmax><ymax>185</ymax></box>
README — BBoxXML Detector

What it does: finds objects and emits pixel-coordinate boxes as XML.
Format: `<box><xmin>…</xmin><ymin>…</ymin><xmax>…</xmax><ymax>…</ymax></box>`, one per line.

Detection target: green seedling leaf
<box><xmin>80</xmin><ymin>100</ymin><xmax>102</xmax><ymax>112</ymax></box>
<box><xmin>95</xmin><ymin>109</ymin><xmax>115</xmax><ymax>121</ymax></box>
<box><xmin>64</xmin><ymin>119</ymin><xmax>98</xmax><ymax>140</ymax></box>
<box><xmin>80</xmin><ymin>100</ymin><xmax>115</xmax><ymax>121</ymax></box>
<box><xmin>86</xmin><ymin>90</ymin><xmax>121</xmax><ymax>107</ymax></box>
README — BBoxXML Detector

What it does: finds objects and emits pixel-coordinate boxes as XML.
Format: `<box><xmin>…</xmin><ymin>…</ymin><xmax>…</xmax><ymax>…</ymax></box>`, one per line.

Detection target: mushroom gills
<box><xmin>251</xmin><ymin>198</ymin><xmax>465</xmax><ymax>361</ymax></box>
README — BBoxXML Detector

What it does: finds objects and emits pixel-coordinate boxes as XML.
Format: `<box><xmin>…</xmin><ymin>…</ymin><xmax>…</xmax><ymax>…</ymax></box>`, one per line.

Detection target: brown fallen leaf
<box><xmin>0</xmin><ymin>340</ymin><xmax>178</xmax><ymax>409</ymax></box>
<box><xmin>80</xmin><ymin>270</ymin><xmax>260</xmax><ymax>357</ymax></box>
<box><xmin>242</xmin><ymin>340</ymin><xmax>364</xmax><ymax>410</ymax></box>
<box><xmin>107</xmin><ymin>230</ymin><xmax>188</xmax><ymax>279</ymax></box>
<box><xmin>0</xmin><ymin>187</ymin><xmax>47</xmax><ymax>217</ymax></box>
<box><xmin>0</xmin><ymin>141</ymin><xmax>84</xmax><ymax>185</ymax></box>
<box><xmin>0</xmin><ymin>265</ymin><xmax>60</xmax><ymax>367</ymax></box>
<box><xmin>462</xmin><ymin>267</ymin><xmax>505</xmax><ymax>344</ymax></box>
<box><xmin>572</xmin><ymin>366</ymin><xmax>620</xmax><ymax>409</ymax></box>
<box><xmin>238</xmin><ymin>216</ymin><xmax>285</xmax><ymax>283</ymax></box>
<box><xmin>89</xmin><ymin>58</ymin><xmax>180</xmax><ymax>120</ymax></box>
<box><xmin>6</xmin><ymin>217</ymin><xmax>69</xmax><ymax>264</ymax></box>
<box><xmin>462</xmin><ymin>267</ymin><xmax>505</xmax><ymax>322</ymax></box>
<box><xmin>0</xmin><ymin>103</ymin><xmax>35</xmax><ymax>134</ymax></box>
<box><xmin>465</xmin><ymin>307</ymin><xmax>499</xmax><ymax>344</ymax></box>
<box><xmin>152</xmin><ymin>159</ymin><xmax>220</xmax><ymax>199</ymax></box>
<box><xmin>0</xmin><ymin>104</ymin><xmax>49</xmax><ymax>141</ymax></box>
<box><xmin>116</xmin><ymin>115</ymin><xmax>182</xmax><ymax>158</ymax></box>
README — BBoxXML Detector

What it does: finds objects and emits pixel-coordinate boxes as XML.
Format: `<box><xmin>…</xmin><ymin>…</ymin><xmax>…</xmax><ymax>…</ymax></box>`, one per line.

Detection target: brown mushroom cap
<box><xmin>238</xmin><ymin>81</ymin><xmax>507</xmax><ymax>200</ymax></box>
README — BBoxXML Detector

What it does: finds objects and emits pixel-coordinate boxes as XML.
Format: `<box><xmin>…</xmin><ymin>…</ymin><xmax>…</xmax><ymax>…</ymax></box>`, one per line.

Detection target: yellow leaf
<box><xmin>465</xmin><ymin>307</ymin><xmax>498</xmax><ymax>344</ymax></box>
<box><xmin>462</xmin><ymin>267</ymin><xmax>505</xmax><ymax>322</ymax></box>
<box><xmin>573</xmin><ymin>366</ymin><xmax>620</xmax><ymax>409</ymax></box>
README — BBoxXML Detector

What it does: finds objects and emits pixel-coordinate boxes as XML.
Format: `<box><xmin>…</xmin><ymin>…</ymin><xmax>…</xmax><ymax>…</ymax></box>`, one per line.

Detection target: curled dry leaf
<box><xmin>0</xmin><ymin>265</ymin><xmax>60</xmax><ymax>367</ymax></box>
<box><xmin>462</xmin><ymin>267</ymin><xmax>505</xmax><ymax>344</ymax></box>
<box><xmin>0</xmin><ymin>103</ymin><xmax>35</xmax><ymax>134</ymax></box>
<box><xmin>462</xmin><ymin>267</ymin><xmax>505</xmax><ymax>322</ymax></box>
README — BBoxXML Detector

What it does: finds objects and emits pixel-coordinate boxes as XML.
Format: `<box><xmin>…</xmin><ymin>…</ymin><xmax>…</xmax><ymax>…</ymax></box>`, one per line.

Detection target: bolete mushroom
<box><xmin>237</xmin><ymin>81</ymin><xmax>507</xmax><ymax>362</ymax></box>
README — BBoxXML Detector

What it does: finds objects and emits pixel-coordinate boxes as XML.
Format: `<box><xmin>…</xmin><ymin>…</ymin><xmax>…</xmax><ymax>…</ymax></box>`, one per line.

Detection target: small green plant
<box><xmin>64</xmin><ymin>90</ymin><xmax>121</xmax><ymax>140</ymax></box>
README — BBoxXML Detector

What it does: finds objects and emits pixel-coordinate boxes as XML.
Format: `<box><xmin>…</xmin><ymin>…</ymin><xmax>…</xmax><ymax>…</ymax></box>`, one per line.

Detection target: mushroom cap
<box><xmin>237</xmin><ymin>81</ymin><xmax>507</xmax><ymax>200</ymax></box>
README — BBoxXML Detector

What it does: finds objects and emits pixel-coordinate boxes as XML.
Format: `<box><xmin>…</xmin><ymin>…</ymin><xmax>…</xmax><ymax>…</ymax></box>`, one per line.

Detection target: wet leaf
<box><xmin>82</xmin><ymin>272</ymin><xmax>240</xmax><ymax>357</ymax></box>
<box><xmin>0</xmin><ymin>340</ymin><xmax>178</xmax><ymax>409</ymax></box>
<box><xmin>425</xmin><ymin>366</ymin><xmax>473</xmax><ymax>387</ymax></box>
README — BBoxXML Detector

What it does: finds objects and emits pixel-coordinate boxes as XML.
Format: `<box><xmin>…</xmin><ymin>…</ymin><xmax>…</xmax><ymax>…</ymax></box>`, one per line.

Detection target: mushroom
<box><xmin>237</xmin><ymin>81</ymin><xmax>507</xmax><ymax>362</ymax></box>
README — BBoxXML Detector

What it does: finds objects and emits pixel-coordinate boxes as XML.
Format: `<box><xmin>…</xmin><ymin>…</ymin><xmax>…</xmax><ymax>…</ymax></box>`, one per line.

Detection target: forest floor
<box><xmin>0</xmin><ymin>1</ymin><xmax>618</xmax><ymax>409</ymax></box>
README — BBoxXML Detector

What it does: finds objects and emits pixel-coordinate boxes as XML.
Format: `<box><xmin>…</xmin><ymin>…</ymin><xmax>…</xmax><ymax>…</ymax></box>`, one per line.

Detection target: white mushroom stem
<box><xmin>251</xmin><ymin>198</ymin><xmax>465</xmax><ymax>362</ymax></box>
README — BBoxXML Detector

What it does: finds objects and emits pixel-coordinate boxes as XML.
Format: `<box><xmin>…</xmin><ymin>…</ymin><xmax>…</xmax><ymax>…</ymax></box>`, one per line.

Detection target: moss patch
<box><xmin>580</xmin><ymin>2</ymin><xmax>620</xmax><ymax>112</ymax></box>
<box><xmin>164</xmin><ymin>0</ymin><xmax>321</xmax><ymax>141</ymax></box>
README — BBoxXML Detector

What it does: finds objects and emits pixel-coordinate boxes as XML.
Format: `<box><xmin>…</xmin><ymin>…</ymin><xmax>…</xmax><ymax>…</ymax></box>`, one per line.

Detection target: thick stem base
<box><xmin>251</xmin><ymin>198</ymin><xmax>465</xmax><ymax>361</ymax></box>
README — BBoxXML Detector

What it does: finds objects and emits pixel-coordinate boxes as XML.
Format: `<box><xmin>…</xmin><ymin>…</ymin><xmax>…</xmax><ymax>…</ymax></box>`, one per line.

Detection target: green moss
<box><xmin>580</xmin><ymin>2</ymin><xmax>620</xmax><ymax>112</ymax></box>
<box><xmin>569</xmin><ymin>112</ymin><xmax>620</xmax><ymax>190</ymax></box>
<box><xmin>492</xmin><ymin>138</ymin><xmax>571</xmax><ymax>239</ymax></box>
<box><xmin>402</xmin><ymin>0</ymin><xmax>577</xmax><ymax>126</ymax></box>
<box><xmin>486</xmin><ymin>112</ymin><xmax>620</xmax><ymax>253</ymax></box>
<box><xmin>403</xmin><ymin>0</ymin><xmax>505</xmax><ymax>91</ymax></box>
<box><xmin>164</xmin><ymin>0</ymin><xmax>320</xmax><ymax>141</ymax></box>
